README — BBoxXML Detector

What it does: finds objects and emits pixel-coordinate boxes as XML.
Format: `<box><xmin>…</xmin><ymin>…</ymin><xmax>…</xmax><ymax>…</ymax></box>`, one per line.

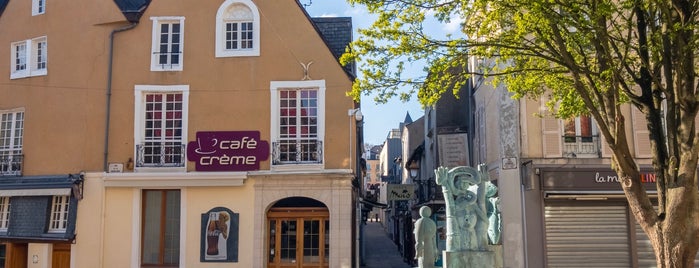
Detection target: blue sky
<box><xmin>303</xmin><ymin>1</ymin><xmax>426</xmax><ymax>145</ymax></box>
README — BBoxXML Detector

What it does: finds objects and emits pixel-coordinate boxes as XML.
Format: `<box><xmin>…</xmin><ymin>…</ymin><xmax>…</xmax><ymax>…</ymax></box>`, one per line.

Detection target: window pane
<box><xmin>142</xmin><ymin>191</ymin><xmax>162</xmax><ymax>264</ymax></box>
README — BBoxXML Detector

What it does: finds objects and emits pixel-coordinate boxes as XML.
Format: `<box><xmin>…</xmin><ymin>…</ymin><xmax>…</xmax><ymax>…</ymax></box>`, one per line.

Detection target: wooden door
<box><xmin>267</xmin><ymin>208</ymin><xmax>329</xmax><ymax>268</ymax></box>
<box><xmin>5</xmin><ymin>243</ymin><xmax>26</xmax><ymax>268</ymax></box>
<box><xmin>51</xmin><ymin>244</ymin><xmax>71</xmax><ymax>268</ymax></box>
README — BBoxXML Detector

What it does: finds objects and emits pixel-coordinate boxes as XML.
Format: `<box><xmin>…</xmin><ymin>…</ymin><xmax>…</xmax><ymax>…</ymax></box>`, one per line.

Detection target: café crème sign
<box><xmin>186</xmin><ymin>131</ymin><xmax>270</xmax><ymax>171</ymax></box>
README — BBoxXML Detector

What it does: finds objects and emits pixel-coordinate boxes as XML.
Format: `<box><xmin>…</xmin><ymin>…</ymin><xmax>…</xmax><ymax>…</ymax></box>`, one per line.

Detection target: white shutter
<box><xmin>632</xmin><ymin>108</ymin><xmax>652</xmax><ymax>158</ymax></box>
<box><xmin>599</xmin><ymin>132</ymin><xmax>613</xmax><ymax>158</ymax></box>
<box><xmin>545</xmin><ymin>205</ymin><xmax>631</xmax><ymax>267</ymax></box>
<box><xmin>542</xmin><ymin>116</ymin><xmax>562</xmax><ymax>157</ymax></box>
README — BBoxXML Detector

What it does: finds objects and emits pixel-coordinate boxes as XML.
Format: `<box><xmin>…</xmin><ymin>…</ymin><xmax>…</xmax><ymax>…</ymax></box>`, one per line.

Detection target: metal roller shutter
<box><xmin>545</xmin><ymin>205</ymin><xmax>631</xmax><ymax>267</ymax></box>
<box><xmin>633</xmin><ymin>220</ymin><xmax>699</xmax><ymax>267</ymax></box>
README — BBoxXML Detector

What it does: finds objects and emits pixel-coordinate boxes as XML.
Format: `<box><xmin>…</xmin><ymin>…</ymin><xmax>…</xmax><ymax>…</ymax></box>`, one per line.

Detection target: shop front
<box><xmin>539</xmin><ymin>167</ymin><xmax>698</xmax><ymax>267</ymax></box>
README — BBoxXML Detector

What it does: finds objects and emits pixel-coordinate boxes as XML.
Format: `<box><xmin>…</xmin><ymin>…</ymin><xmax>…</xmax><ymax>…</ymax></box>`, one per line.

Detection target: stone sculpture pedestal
<box><xmin>441</xmin><ymin>245</ymin><xmax>503</xmax><ymax>268</ymax></box>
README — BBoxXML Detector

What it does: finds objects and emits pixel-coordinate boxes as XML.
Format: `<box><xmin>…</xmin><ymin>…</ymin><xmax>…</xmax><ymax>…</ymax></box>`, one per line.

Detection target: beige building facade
<box><xmin>471</xmin><ymin>57</ymin><xmax>699</xmax><ymax>267</ymax></box>
<box><xmin>0</xmin><ymin>0</ymin><xmax>359</xmax><ymax>267</ymax></box>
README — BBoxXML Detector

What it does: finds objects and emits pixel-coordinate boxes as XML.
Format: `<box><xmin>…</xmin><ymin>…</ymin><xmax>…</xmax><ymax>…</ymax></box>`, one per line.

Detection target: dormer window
<box><xmin>150</xmin><ymin>17</ymin><xmax>185</xmax><ymax>71</ymax></box>
<box><xmin>32</xmin><ymin>0</ymin><xmax>45</xmax><ymax>15</ymax></box>
<box><xmin>215</xmin><ymin>0</ymin><xmax>260</xmax><ymax>57</ymax></box>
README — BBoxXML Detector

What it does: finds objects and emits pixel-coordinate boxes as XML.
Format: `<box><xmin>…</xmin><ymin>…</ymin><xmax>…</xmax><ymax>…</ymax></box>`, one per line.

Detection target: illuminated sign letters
<box><xmin>187</xmin><ymin>131</ymin><xmax>270</xmax><ymax>171</ymax></box>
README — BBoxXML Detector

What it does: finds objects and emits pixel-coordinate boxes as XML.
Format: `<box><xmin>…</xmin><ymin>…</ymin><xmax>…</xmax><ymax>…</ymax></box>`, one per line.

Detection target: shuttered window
<box><xmin>545</xmin><ymin>205</ymin><xmax>631</xmax><ymax>267</ymax></box>
<box><xmin>542</xmin><ymin>116</ymin><xmax>562</xmax><ymax>157</ymax></box>
<box><xmin>631</xmin><ymin>108</ymin><xmax>652</xmax><ymax>158</ymax></box>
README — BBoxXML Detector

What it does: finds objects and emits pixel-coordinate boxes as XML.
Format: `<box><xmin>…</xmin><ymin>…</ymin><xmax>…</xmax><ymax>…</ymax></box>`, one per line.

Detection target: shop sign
<box><xmin>200</xmin><ymin>207</ymin><xmax>239</xmax><ymax>262</ymax></box>
<box><xmin>541</xmin><ymin>168</ymin><xmax>656</xmax><ymax>191</ymax></box>
<box><xmin>187</xmin><ymin>131</ymin><xmax>270</xmax><ymax>171</ymax></box>
<box><xmin>386</xmin><ymin>184</ymin><xmax>415</xmax><ymax>201</ymax></box>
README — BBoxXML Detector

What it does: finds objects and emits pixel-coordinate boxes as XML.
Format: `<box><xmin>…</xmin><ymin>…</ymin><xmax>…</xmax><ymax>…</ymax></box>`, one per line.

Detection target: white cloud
<box><xmin>442</xmin><ymin>15</ymin><xmax>464</xmax><ymax>33</ymax></box>
<box><xmin>319</xmin><ymin>13</ymin><xmax>339</xmax><ymax>17</ymax></box>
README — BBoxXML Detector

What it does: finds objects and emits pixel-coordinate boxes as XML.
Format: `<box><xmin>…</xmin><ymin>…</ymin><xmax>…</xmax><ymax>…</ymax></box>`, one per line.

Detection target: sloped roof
<box><xmin>0</xmin><ymin>0</ymin><xmax>8</xmax><ymax>17</ymax></box>
<box><xmin>311</xmin><ymin>17</ymin><xmax>356</xmax><ymax>78</ymax></box>
<box><xmin>112</xmin><ymin>0</ymin><xmax>150</xmax><ymax>22</ymax></box>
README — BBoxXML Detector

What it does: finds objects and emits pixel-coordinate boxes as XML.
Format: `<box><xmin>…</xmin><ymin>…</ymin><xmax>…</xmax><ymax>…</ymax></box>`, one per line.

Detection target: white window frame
<box><xmin>150</xmin><ymin>17</ymin><xmax>185</xmax><ymax>71</ymax></box>
<box><xmin>270</xmin><ymin>80</ymin><xmax>325</xmax><ymax>171</ymax></box>
<box><xmin>0</xmin><ymin>109</ymin><xmax>24</xmax><ymax>176</ymax></box>
<box><xmin>0</xmin><ymin>196</ymin><xmax>9</xmax><ymax>231</ymax></box>
<box><xmin>10</xmin><ymin>37</ymin><xmax>47</xmax><ymax>79</ymax></box>
<box><xmin>48</xmin><ymin>195</ymin><xmax>69</xmax><ymax>233</ymax></box>
<box><xmin>134</xmin><ymin>85</ymin><xmax>189</xmax><ymax>172</ymax></box>
<box><xmin>215</xmin><ymin>0</ymin><xmax>260</xmax><ymax>57</ymax></box>
<box><xmin>32</xmin><ymin>0</ymin><xmax>45</xmax><ymax>16</ymax></box>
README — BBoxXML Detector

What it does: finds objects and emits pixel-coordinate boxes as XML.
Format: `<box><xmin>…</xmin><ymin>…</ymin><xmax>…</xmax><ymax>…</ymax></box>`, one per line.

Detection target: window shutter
<box><xmin>599</xmin><ymin>132</ymin><xmax>612</xmax><ymax>158</ymax></box>
<box><xmin>632</xmin><ymin>108</ymin><xmax>652</xmax><ymax>158</ymax></box>
<box><xmin>542</xmin><ymin>116</ymin><xmax>562</xmax><ymax>157</ymax></box>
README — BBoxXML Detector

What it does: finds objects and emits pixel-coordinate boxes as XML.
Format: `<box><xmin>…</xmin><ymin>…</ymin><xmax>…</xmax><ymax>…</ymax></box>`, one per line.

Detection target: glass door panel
<box><xmin>303</xmin><ymin>220</ymin><xmax>320</xmax><ymax>264</ymax></box>
<box><xmin>280</xmin><ymin>220</ymin><xmax>297</xmax><ymax>264</ymax></box>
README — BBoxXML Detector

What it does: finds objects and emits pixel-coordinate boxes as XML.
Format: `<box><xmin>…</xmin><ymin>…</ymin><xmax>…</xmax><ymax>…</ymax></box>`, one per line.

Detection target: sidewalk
<box><xmin>362</xmin><ymin>221</ymin><xmax>413</xmax><ymax>268</ymax></box>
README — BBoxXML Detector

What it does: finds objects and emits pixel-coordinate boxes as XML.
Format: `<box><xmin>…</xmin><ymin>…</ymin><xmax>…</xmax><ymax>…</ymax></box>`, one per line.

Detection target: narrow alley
<box><xmin>363</xmin><ymin>221</ymin><xmax>413</xmax><ymax>268</ymax></box>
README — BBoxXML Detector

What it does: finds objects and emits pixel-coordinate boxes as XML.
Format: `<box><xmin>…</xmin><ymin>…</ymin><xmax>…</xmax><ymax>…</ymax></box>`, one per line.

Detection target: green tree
<box><xmin>341</xmin><ymin>0</ymin><xmax>699</xmax><ymax>267</ymax></box>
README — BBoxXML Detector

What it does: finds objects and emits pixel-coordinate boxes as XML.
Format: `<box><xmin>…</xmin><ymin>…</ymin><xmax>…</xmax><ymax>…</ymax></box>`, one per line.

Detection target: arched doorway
<box><xmin>266</xmin><ymin>197</ymin><xmax>329</xmax><ymax>268</ymax></box>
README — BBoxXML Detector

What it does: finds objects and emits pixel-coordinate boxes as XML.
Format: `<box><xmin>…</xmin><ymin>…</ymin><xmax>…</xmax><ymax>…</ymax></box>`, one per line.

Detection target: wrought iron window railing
<box><xmin>153</xmin><ymin>50</ymin><xmax>182</xmax><ymax>69</ymax></box>
<box><xmin>272</xmin><ymin>140</ymin><xmax>323</xmax><ymax>165</ymax></box>
<box><xmin>0</xmin><ymin>154</ymin><xmax>22</xmax><ymax>176</ymax></box>
<box><xmin>562</xmin><ymin>135</ymin><xmax>601</xmax><ymax>157</ymax></box>
<box><xmin>136</xmin><ymin>143</ymin><xmax>185</xmax><ymax>168</ymax></box>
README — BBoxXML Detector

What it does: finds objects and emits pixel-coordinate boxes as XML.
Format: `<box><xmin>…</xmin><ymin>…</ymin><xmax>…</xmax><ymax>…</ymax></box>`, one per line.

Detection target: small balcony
<box><xmin>272</xmin><ymin>140</ymin><xmax>323</xmax><ymax>165</ymax></box>
<box><xmin>136</xmin><ymin>142</ymin><xmax>185</xmax><ymax>168</ymax></box>
<box><xmin>562</xmin><ymin>135</ymin><xmax>601</xmax><ymax>158</ymax></box>
<box><xmin>0</xmin><ymin>154</ymin><xmax>22</xmax><ymax>176</ymax></box>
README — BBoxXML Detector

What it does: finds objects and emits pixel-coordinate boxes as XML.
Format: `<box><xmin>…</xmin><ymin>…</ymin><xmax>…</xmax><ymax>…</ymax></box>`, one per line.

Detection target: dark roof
<box><xmin>0</xmin><ymin>174</ymin><xmax>82</xmax><ymax>190</ymax></box>
<box><xmin>0</xmin><ymin>0</ymin><xmax>8</xmax><ymax>17</ymax></box>
<box><xmin>112</xmin><ymin>0</ymin><xmax>151</xmax><ymax>22</ymax></box>
<box><xmin>311</xmin><ymin>17</ymin><xmax>356</xmax><ymax>77</ymax></box>
<box><xmin>404</xmin><ymin>112</ymin><xmax>413</xmax><ymax>123</ymax></box>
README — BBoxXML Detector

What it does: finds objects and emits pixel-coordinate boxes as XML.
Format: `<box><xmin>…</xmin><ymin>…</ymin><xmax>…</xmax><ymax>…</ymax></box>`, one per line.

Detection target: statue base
<box><xmin>442</xmin><ymin>245</ymin><xmax>503</xmax><ymax>268</ymax></box>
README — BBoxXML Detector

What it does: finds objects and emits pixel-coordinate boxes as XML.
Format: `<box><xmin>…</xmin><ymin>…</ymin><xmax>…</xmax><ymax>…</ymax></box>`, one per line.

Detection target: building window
<box><xmin>134</xmin><ymin>85</ymin><xmax>189</xmax><ymax>170</ymax></box>
<box><xmin>48</xmin><ymin>195</ymin><xmax>69</xmax><ymax>233</ymax></box>
<box><xmin>10</xmin><ymin>37</ymin><xmax>47</xmax><ymax>79</ymax></box>
<box><xmin>142</xmin><ymin>190</ymin><xmax>180</xmax><ymax>267</ymax></box>
<box><xmin>32</xmin><ymin>0</ymin><xmax>45</xmax><ymax>15</ymax></box>
<box><xmin>0</xmin><ymin>110</ymin><xmax>23</xmax><ymax>176</ymax></box>
<box><xmin>270</xmin><ymin>81</ymin><xmax>325</xmax><ymax>169</ymax></box>
<box><xmin>562</xmin><ymin>115</ymin><xmax>600</xmax><ymax>157</ymax></box>
<box><xmin>215</xmin><ymin>0</ymin><xmax>260</xmax><ymax>57</ymax></box>
<box><xmin>0</xmin><ymin>197</ymin><xmax>9</xmax><ymax>231</ymax></box>
<box><xmin>150</xmin><ymin>17</ymin><xmax>184</xmax><ymax>71</ymax></box>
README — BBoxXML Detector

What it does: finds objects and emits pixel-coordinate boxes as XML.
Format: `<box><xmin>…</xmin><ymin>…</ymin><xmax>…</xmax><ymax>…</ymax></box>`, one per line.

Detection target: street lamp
<box><xmin>407</xmin><ymin>160</ymin><xmax>420</xmax><ymax>179</ymax></box>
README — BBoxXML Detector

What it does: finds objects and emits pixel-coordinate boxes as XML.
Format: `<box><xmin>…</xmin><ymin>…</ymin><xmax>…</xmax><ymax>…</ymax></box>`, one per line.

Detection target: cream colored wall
<box><xmin>252</xmin><ymin>173</ymin><xmax>354</xmax><ymax>268</ymax></box>
<box><xmin>105</xmin><ymin>0</ymin><xmax>355</xmax><ymax>172</ymax></box>
<box><xmin>74</xmin><ymin>173</ymin><xmax>257</xmax><ymax>268</ymax></box>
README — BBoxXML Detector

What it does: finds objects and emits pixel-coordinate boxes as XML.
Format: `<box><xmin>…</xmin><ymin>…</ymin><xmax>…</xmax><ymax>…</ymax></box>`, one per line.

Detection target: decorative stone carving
<box><xmin>435</xmin><ymin>164</ymin><xmax>502</xmax><ymax>268</ymax></box>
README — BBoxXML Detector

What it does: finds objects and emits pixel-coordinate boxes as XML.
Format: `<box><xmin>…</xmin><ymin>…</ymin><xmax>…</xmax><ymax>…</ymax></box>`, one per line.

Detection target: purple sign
<box><xmin>187</xmin><ymin>131</ymin><xmax>270</xmax><ymax>171</ymax></box>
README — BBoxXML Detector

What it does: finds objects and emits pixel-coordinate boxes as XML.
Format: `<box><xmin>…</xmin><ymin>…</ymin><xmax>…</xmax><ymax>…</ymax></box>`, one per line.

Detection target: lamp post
<box><xmin>348</xmin><ymin>108</ymin><xmax>364</xmax><ymax>268</ymax></box>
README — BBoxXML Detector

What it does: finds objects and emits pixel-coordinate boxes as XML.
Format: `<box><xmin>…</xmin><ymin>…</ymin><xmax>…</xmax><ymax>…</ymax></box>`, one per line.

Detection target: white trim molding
<box><xmin>215</xmin><ymin>0</ymin><xmax>260</xmax><ymax>57</ymax></box>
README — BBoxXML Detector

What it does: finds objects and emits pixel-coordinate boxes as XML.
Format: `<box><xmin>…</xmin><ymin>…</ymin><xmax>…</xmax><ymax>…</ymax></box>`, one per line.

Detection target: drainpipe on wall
<box><xmin>103</xmin><ymin>22</ymin><xmax>138</xmax><ymax>171</ymax></box>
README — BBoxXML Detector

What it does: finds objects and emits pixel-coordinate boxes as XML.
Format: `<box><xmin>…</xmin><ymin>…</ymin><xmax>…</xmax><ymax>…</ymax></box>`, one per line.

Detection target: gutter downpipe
<box><xmin>103</xmin><ymin>22</ymin><xmax>138</xmax><ymax>171</ymax></box>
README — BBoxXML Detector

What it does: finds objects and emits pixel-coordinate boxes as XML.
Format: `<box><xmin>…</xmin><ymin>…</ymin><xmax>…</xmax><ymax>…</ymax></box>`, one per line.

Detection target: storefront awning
<box><xmin>359</xmin><ymin>198</ymin><xmax>388</xmax><ymax>209</ymax></box>
<box><xmin>0</xmin><ymin>174</ymin><xmax>82</xmax><ymax>197</ymax></box>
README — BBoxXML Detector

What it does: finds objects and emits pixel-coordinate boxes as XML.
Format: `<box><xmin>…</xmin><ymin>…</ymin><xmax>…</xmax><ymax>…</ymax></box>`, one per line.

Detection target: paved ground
<box><xmin>362</xmin><ymin>221</ymin><xmax>413</xmax><ymax>268</ymax></box>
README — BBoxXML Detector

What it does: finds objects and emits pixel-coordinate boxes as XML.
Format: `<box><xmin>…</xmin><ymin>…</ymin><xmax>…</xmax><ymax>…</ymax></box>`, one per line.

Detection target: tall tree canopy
<box><xmin>342</xmin><ymin>0</ymin><xmax>699</xmax><ymax>267</ymax></box>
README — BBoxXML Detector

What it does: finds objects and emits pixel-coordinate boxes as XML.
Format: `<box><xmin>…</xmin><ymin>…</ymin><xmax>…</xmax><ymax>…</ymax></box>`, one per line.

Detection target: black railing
<box><xmin>272</xmin><ymin>140</ymin><xmax>323</xmax><ymax>165</ymax></box>
<box><xmin>0</xmin><ymin>154</ymin><xmax>23</xmax><ymax>176</ymax></box>
<box><xmin>136</xmin><ymin>143</ymin><xmax>185</xmax><ymax>168</ymax></box>
<box><xmin>562</xmin><ymin>135</ymin><xmax>601</xmax><ymax>157</ymax></box>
